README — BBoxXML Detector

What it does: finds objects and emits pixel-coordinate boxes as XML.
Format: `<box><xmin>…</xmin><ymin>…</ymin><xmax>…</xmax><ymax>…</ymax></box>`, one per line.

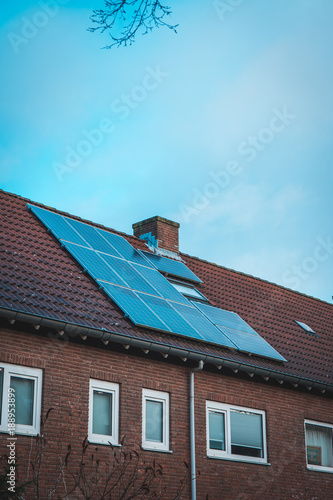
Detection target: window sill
<box><xmin>141</xmin><ymin>447</ymin><xmax>173</xmax><ymax>454</ymax></box>
<box><xmin>0</xmin><ymin>429</ymin><xmax>40</xmax><ymax>437</ymax></box>
<box><xmin>307</xmin><ymin>465</ymin><xmax>333</xmax><ymax>474</ymax></box>
<box><xmin>207</xmin><ymin>454</ymin><xmax>270</xmax><ymax>466</ymax></box>
<box><xmin>88</xmin><ymin>438</ymin><xmax>121</xmax><ymax>447</ymax></box>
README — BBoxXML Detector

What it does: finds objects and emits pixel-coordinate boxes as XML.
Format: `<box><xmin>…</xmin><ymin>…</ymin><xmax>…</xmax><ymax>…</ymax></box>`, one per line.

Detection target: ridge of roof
<box><xmin>180</xmin><ymin>251</ymin><xmax>333</xmax><ymax>307</ymax></box>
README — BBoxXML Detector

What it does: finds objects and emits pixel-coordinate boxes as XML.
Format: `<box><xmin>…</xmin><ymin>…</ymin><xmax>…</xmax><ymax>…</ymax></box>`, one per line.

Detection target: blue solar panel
<box><xmin>99</xmin><ymin>282</ymin><xmax>169</xmax><ymax>331</ymax></box>
<box><xmin>28</xmin><ymin>205</ymin><xmax>87</xmax><ymax>246</ymax></box>
<box><xmin>101</xmin><ymin>255</ymin><xmax>158</xmax><ymax>295</ymax></box>
<box><xmin>217</xmin><ymin>327</ymin><xmax>285</xmax><ymax>361</ymax></box>
<box><xmin>63</xmin><ymin>243</ymin><xmax>127</xmax><ymax>286</ymax></box>
<box><xmin>194</xmin><ymin>302</ymin><xmax>286</xmax><ymax>361</ymax></box>
<box><xmin>171</xmin><ymin>302</ymin><xmax>237</xmax><ymax>348</ymax></box>
<box><xmin>194</xmin><ymin>303</ymin><xmax>257</xmax><ymax>335</ymax></box>
<box><xmin>99</xmin><ymin>230</ymin><xmax>149</xmax><ymax>266</ymax></box>
<box><xmin>66</xmin><ymin>218</ymin><xmax>122</xmax><ymax>256</ymax></box>
<box><xmin>138</xmin><ymin>294</ymin><xmax>201</xmax><ymax>339</ymax></box>
<box><xmin>134</xmin><ymin>265</ymin><xmax>189</xmax><ymax>304</ymax></box>
<box><xmin>141</xmin><ymin>250</ymin><xmax>202</xmax><ymax>283</ymax></box>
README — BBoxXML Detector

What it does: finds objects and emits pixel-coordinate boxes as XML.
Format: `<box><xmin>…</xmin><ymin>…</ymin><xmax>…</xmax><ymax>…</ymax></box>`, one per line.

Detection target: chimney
<box><xmin>132</xmin><ymin>216</ymin><xmax>180</xmax><ymax>253</ymax></box>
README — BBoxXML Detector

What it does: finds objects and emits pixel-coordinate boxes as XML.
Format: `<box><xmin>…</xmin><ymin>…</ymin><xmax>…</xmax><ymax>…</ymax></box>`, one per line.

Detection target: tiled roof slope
<box><xmin>1</xmin><ymin>190</ymin><xmax>332</xmax><ymax>388</ymax></box>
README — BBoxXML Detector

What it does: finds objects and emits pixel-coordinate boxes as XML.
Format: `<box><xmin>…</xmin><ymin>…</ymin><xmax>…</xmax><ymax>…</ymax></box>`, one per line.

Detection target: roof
<box><xmin>1</xmin><ymin>189</ymin><xmax>333</xmax><ymax>391</ymax></box>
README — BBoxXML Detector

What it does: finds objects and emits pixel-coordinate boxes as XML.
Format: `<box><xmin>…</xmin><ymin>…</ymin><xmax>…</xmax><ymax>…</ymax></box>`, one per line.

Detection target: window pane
<box><xmin>209</xmin><ymin>411</ymin><xmax>225</xmax><ymax>450</ymax></box>
<box><xmin>93</xmin><ymin>391</ymin><xmax>112</xmax><ymax>436</ymax></box>
<box><xmin>306</xmin><ymin>423</ymin><xmax>333</xmax><ymax>467</ymax></box>
<box><xmin>10</xmin><ymin>377</ymin><xmax>34</xmax><ymax>426</ymax></box>
<box><xmin>146</xmin><ymin>400</ymin><xmax>163</xmax><ymax>442</ymax></box>
<box><xmin>230</xmin><ymin>410</ymin><xmax>263</xmax><ymax>457</ymax></box>
<box><xmin>0</xmin><ymin>369</ymin><xmax>3</xmax><ymax>425</ymax></box>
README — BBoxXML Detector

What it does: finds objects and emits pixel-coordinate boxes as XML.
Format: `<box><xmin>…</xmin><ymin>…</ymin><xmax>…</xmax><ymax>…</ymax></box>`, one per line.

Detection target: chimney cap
<box><xmin>132</xmin><ymin>216</ymin><xmax>180</xmax><ymax>230</ymax></box>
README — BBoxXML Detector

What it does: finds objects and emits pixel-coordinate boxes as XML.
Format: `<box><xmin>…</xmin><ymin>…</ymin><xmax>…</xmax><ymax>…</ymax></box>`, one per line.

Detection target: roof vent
<box><xmin>295</xmin><ymin>321</ymin><xmax>318</xmax><ymax>337</ymax></box>
<box><xmin>133</xmin><ymin>216</ymin><xmax>180</xmax><ymax>254</ymax></box>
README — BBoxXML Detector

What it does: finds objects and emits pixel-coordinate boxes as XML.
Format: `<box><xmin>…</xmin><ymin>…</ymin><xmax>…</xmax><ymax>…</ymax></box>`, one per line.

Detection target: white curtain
<box><xmin>306</xmin><ymin>423</ymin><xmax>333</xmax><ymax>467</ymax></box>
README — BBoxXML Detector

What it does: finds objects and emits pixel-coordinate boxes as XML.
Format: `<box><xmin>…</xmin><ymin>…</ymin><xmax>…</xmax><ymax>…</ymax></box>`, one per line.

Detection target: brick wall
<box><xmin>0</xmin><ymin>326</ymin><xmax>332</xmax><ymax>499</ymax></box>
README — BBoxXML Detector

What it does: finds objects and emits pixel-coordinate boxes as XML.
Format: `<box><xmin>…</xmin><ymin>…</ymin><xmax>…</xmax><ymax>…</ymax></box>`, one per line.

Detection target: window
<box><xmin>305</xmin><ymin>420</ymin><xmax>333</xmax><ymax>472</ymax></box>
<box><xmin>0</xmin><ymin>362</ymin><xmax>42</xmax><ymax>436</ymax></box>
<box><xmin>169</xmin><ymin>280</ymin><xmax>208</xmax><ymax>302</ymax></box>
<box><xmin>142</xmin><ymin>389</ymin><xmax>169</xmax><ymax>451</ymax></box>
<box><xmin>206</xmin><ymin>401</ymin><xmax>267</xmax><ymax>464</ymax></box>
<box><xmin>88</xmin><ymin>379</ymin><xmax>119</xmax><ymax>445</ymax></box>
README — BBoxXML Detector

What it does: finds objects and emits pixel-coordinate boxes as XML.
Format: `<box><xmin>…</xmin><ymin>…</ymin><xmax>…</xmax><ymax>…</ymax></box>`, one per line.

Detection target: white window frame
<box><xmin>0</xmin><ymin>362</ymin><xmax>42</xmax><ymax>436</ymax></box>
<box><xmin>142</xmin><ymin>389</ymin><xmax>169</xmax><ymax>452</ymax></box>
<box><xmin>304</xmin><ymin>419</ymin><xmax>333</xmax><ymax>473</ymax></box>
<box><xmin>88</xmin><ymin>379</ymin><xmax>119</xmax><ymax>445</ymax></box>
<box><xmin>206</xmin><ymin>401</ymin><xmax>267</xmax><ymax>464</ymax></box>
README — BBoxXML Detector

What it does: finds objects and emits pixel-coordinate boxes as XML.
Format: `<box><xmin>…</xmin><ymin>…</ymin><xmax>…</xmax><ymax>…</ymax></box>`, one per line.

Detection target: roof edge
<box><xmin>1</xmin><ymin>307</ymin><xmax>332</xmax><ymax>395</ymax></box>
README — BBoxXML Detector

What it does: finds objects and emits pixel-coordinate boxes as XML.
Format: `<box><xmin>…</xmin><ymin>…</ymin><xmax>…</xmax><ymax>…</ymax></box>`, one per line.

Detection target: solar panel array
<box><xmin>141</xmin><ymin>250</ymin><xmax>202</xmax><ymax>283</ymax></box>
<box><xmin>28</xmin><ymin>204</ymin><xmax>286</xmax><ymax>362</ymax></box>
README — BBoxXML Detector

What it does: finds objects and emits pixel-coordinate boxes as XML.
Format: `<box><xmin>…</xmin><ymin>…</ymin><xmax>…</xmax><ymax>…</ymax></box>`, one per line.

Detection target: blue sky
<box><xmin>1</xmin><ymin>0</ymin><xmax>333</xmax><ymax>303</ymax></box>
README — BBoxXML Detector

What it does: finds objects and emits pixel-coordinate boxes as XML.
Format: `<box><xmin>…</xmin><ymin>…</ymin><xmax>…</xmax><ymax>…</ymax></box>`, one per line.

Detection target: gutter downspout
<box><xmin>190</xmin><ymin>360</ymin><xmax>204</xmax><ymax>500</ymax></box>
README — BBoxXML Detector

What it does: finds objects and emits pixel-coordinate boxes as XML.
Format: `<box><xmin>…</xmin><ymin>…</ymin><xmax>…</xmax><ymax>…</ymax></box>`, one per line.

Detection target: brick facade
<box><xmin>1</xmin><ymin>324</ymin><xmax>332</xmax><ymax>499</ymax></box>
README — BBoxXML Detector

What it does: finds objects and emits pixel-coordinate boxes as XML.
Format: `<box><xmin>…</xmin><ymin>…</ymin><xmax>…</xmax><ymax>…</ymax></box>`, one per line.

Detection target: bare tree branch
<box><xmin>89</xmin><ymin>0</ymin><xmax>178</xmax><ymax>48</ymax></box>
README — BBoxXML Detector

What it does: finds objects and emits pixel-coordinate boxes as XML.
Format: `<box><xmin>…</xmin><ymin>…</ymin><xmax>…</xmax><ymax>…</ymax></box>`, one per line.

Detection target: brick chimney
<box><xmin>132</xmin><ymin>216</ymin><xmax>180</xmax><ymax>253</ymax></box>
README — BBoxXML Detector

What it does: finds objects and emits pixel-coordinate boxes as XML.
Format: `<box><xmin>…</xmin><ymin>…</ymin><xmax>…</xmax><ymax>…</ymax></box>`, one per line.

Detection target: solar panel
<box><xmin>134</xmin><ymin>265</ymin><xmax>189</xmax><ymax>304</ymax></box>
<box><xmin>66</xmin><ymin>218</ymin><xmax>122</xmax><ymax>256</ymax></box>
<box><xmin>141</xmin><ymin>250</ymin><xmax>202</xmax><ymax>283</ymax></box>
<box><xmin>194</xmin><ymin>302</ymin><xmax>286</xmax><ymax>362</ymax></box>
<box><xmin>218</xmin><ymin>326</ymin><xmax>286</xmax><ymax>360</ymax></box>
<box><xmin>29</xmin><ymin>204</ymin><xmax>286</xmax><ymax>362</ymax></box>
<box><xmin>100</xmin><ymin>230</ymin><xmax>149</xmax><ymax>266</ymax></box>
<box><xmin>28</xmin><ymin>205</ymin><xmax>87</xmax><ymax>246</ymax></box>
<box><xmin>171</xmin><ymin>302</ymin><xmax>237</xmax><ymax>348</ymax></box>
<box><xmin>99</xmin><ymin>283</ymin><xmax>169</xmax><ymax>332</ymax></box>
<box><xmin>138</xmin><ymin>294</ymin><xmax>201</xmax><ymax>339</ymax></box>
<box><xmin>63</xmin><ymin>242</ymin><xmax>127</xmax><ymax>286</ymax></box>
